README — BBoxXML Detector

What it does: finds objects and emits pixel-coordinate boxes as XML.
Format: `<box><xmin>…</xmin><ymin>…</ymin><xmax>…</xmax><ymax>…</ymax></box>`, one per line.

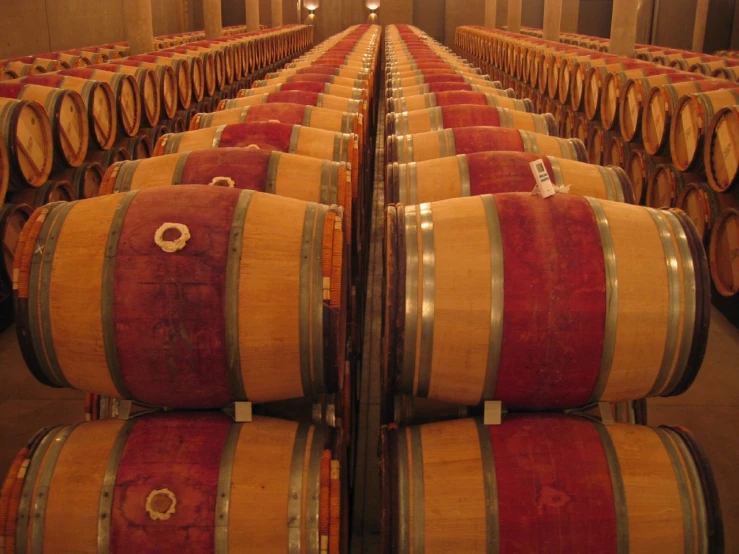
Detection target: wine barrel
<box><xmin>155</xmin><ymin>122</ymin><xmax>358</xmax><ymax>171</ymax></box>
<box><xmin>618</xmin><ymin>73</ymin><xmax>710</xmax><ymax>142</ymax></box>
<box><xmin>107</xmin><ymin>61</ymin><xmax>178</xmax><ymax>120</ymax></box>
<box><xmin>386</xmin><ymin>127</ymin><xmax>587</xmax><ymax>164</ymax></box>
<box><xmin>690</xmin><ymin>59</ymin><xmax>737</xmax><ymax>75</ymax></box>
<box><xmin>175</xmin><ymin>107</ymin><xmax>198</xmax><ymax>130</ymax></box>
<box><xmin>1</xmin><ymin>413</ymin><xmax>341</xmax><ymax>553</ymax></box>
<box><xmin>387</xmin><ymin>152</ymin><xmax>632</xmax><ymax>205</ymax></box>
<box><xmin>709</xmin><ymin>208</ymin><xmax>739</xmax><ymax>296</ymax></box>
<box><xmin>712</xmin><ymin>65</ymin><xmax>739</xmax><ymax>81</ymax></box>
<box><xmin>59</xmin><ymin>68</ymin><xmax>142</xmax><ymax>137</ymax></box>
<box><xmin>52</xmin><ymin>162</ymin><xmax>105</xmax><ymax>199</ymax></box>
<box><xmin>384</xmin><ymin>193</ymin><xmax>709</xmax><ymax>408</ymax></box>
<box><xmin>86</xmin><ymin>146</ymin><xmax>131</xmax><ymax>169</ymax></box>
<box><xmin>0</xmin><ymin>83</ymin><xmax>89</xmax><ymax>169</ymax></box>
<box><xmin>0</xmin><ymin>139</ymin><xmax>9</xmax><ymax>200</ymax></box>
<box><xmin>127</xmin><ymin>54</ymin><xmax>193</xmax><ymax>110</ymax></box>
<box><xmin>586</xmin><ymin>65</ymin><xmax>671</xmax><ymax>123</ymax></box>
<box><xmin>115</xmin><ymin>134</ymin><xmax>153</xmax><ymax>160</ymax></box>
<box><xmin>176</xmin><ymin>46</ymin><xmax>226</xmax><ymax>90</ymax></box>
<box><xmin>604</xmin><ymin>132</ymin><xmax>630</xmax><ymax>168</ymax></box>
<box><xmin>164</xmin><ymin>115</ymin><xmax>187</xmax><ymax>134</ymax></box>
<box><xmin>14</xmin><ymin>186</ymin><xmax>345</xmax><ymax>407</ymax></box>
<box><xmin>626</xmin><ymin>149</ymin><xmax>668</xmax><ymax>206</ymax></box>
<box><xmin>642</xmin><ymin>80</ymin><xmax>738</xmax><ymax>156</ymax></box>
<box><xmin>670</xmin><ymin>88</ymin><xmax>739</xmax><ymax>171</ymax></box>
<box><xmin>144</xmin><ymin>51</ymin><xmax>206</xmax><ymax>102</ymax></box>
<box><xmin>646</xmin><ymin>164</ymin><xmax>704</xmax><ymax>209</ymax></box>
<box><xmin>386</xmin><ymin>82</ymin><xmax>508</xmax><ymax>99</ymax></box>
<box><xmin>243</xmin><ymin>81</ymin><xmax>366</xmax><ymax>102</ymax></box>
<box><xmin>586</xmin><ymin>125</ymin><xmax>606</xmax><ymax>165</ymax></box>
<box><xmin>139</xmin><ymin>124</ymin><xmax>169</xmax><ymax>147</ymax></box>
<box><xmin>383</xmin><ymin>416</ymin><xmax>722</xmax><ymax>553</ymax></box>
<box><xmin>8</xmin><ymin>179</ymin><xmax>75</xmax><ymax>207</ymax></box>
<box><xmin>20</xmin><ymin>74</ymin><xmax>117</xmax><ymax>151</ymax></box>
<box><xmin>388</xmin><ymin>74</ymin><xmax>495</xmax><ymax>89</ymax></box>
<box><xmin>252</xmin><ymin>74</ymin><xmax>369</xmax><ymax>91</ymax></box>
<box><xmin>192</xmin><ymin>104</ymin><xmax>361</xmax><ymax>138</ymax></box>
<box><xmin>99</xmin><ymin>149</ymin><xmax>352</xmax><ymax>236</ymax></box>
<box><xmin>677</xmin><ymin>182</ymin><xmax>728</xmax><ymax>242</ymax></box>
<box><xmin>88</xmin><ymin>63</ymin><xmax>163</xmax><ymax>127</ymax></box>
<box><xmin>219</xmin><ymin>91</ymin><xmax>365</xmax><ymax>118</ymax></box>
<box><xmin>704</xmin><ymin>105</ymin><xmax>739</xmax><ymax>192</ymax></box>
<box><xmin>386</xmin><ymin>105</ymin><xmax>558</xmax><ymax>136</ymax></box>
<box><xmin>162</xmin><ymin>48</ymin><xmax>217</xmax><ymax>97</ymax></box>
<box><xmin>0</xmin><ymin>98</ymin><xmax>54</xmax><ymax>189</ymax></box>
<box><xmin>569</xmin><ymin>57</ymin><xmax>623</xmax><ymax>111</ymax></box>
<box><xmin>386</xmin><ymin>91</ymin><xmax>530</xmax><ymax>114</ymax></box>
<box><xmin>0</xmin><ymin>61</ymin><xmax>46</xmax><ymax>79</ymax></box>
<box><xmin>0</xmin><ymin>203</ymin><xmax>32</xmax><ymax>291</ymax></box>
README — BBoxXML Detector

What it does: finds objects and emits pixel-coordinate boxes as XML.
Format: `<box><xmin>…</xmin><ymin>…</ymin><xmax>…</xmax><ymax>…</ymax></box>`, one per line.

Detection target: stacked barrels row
<box><xmin>380</xmin><ymin>24</ymin><xmax>722</xmax><ymax>553</ymax></box>
<box><xmin>0</xmin><ymin>25</ymin><xmax>385</xmax><ymax>554</ymax></box>
<box><xmin>0</xmin><ymin>25</ymin><xmax>313</xmax><ymax>332</ymax></box>
<box><xmin>457</xmin><ymin>25</ymin><xmax>739</xmax><ymax>319</ymax></box>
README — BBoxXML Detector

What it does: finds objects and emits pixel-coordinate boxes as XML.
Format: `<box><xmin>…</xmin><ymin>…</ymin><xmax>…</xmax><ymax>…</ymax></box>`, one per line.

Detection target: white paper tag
<box><xmin>530</xmin><ymin>159</ymin><xmax>556</xmax><ymax>198</ymax></box>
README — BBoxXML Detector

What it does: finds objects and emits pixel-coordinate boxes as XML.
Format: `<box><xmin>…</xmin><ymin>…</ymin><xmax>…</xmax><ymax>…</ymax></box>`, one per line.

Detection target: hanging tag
<box><xmin>529</xmin><ymin>159</ymin><xmax>556</xmax><ymax>198</ymax></box>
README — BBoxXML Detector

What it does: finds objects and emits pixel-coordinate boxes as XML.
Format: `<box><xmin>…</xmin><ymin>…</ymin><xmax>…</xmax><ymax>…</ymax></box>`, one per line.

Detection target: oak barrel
<box><xmin>127</xmin><ymin>54</ymin><xmax>193</xmax><ymax>110</ymax></box>
<box><xmin>386</xmin><ymin>152</ymin><xmax>632</xmax><ymax>205</ymax></box>
<box><xmin>386</xmin><ymin>81</ymin><xmax>508</xmax><ymax>99</ymax></box>
<box><xmin>704</xmin><ymin>105</ymin><xmax>739</xmax><ymax>192</ymax></box>
<box><xmin>386</xmin><ymin>127</ymin><xmax>587</xmax><ymax>164</ymax></box>
<box><xmin>709</xmin><ymin>208</ymin><xmax>739</xmax><ymax>297</ymax></box>
<box><xmin>0</xmin><ymin>202</ymin><xmax>32</xmax><ymax>291</ymax></box>
<box><xmin>677</xmin><ymin>182</ymin><xmax>727</xmax><ymax>242</ymax></box>
<box><xmin>646</xmin><ymin>164</ymin><xmax>704</xmax><ymax>209</ymax></box>
<box><xmin>52</xmin><ymin>162</ymin><xmax>105</xmax><ymax>199</ymax></box>
<box><xmin>8</xmin><ymin>179</ymin><xmax>75</xmax><ymax>207</ymax></box>
<box><xmin>20</xmin><ymin>74</ymin><xmax>117</xmax><ymax>151</ymax></box>
<box><xmin>0</xmin><ymin>98</ymin><xmax>54</xmax><ymax>188</ymax></box>
<box><xmin>382</xmin><ymin>415</ymin><xmax>722</xmax><ymax>554</ymax></box>
<box><xmin>114</xmin><ymin>134</ymin><xmax>152</xmax><ymax>161</ymax></box>
<box><xmin>384</xmin><ymin>193</ymin><xmax>709</xmax><ymax>408</ymax></box>
<box><xmin>0</xmin><ymin>83</ymin><xmax>89</xmax><ymax>169</ymax></box>
<box><xmin>1</xmin><ymin>413</ymin><xmax>342</xmax><ymax>553</ymax></box>
<box><xmin>219</xmin><ymin>91</ymin><xmax>365</xmax><ymax>118</ymax></box>
<box><xmin>386</xmin><ymin>91</ymin><xmax>530</xmax><ymax>114</ymax></box>
<box><xmin>14</xmin><ymin>186</ymin><xmax>344</xmax><ymax>407</ymax></box>
<box><xmin>89</xmin><ymin>63</ymin><xmax>163</xmax><ymax>126</ymax></box>
<box><xmin>0</xmin><ymin>139</ymin><xmax>8</xmax><ymax>200</ymax></box>
<box><xmin>386</xmin><ymin>105</ymin><xmax>557</xmax><ymax>136</ymax></box>
<box><xmin>627</xmin><ymin>149</ymin><xmax>669</xmax><ymax>206</ymax></box>
<box><xmin>243</xmin><ymin>81</ymin><xmax>368</xmax><ymax>101</ymax></box>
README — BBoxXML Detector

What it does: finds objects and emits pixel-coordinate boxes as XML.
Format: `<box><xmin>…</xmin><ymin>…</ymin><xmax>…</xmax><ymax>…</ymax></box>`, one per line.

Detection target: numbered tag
<box><xmin>530</xmin><ymin>160</ymin><xmax>556</xmax><ymax>198</ymax></box>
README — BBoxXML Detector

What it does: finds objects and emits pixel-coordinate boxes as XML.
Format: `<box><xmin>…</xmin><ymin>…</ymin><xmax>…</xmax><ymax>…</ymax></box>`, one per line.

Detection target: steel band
<box><xmin>409</xmin><ymin>163</ymin><xmax>418</xmax><ymax>205</ymax></box>
<box><xmin>98</xmin><ymin>420</ymin><xmax>135</xmax><ymax>554</ymax></box>
<box><xmin>481</xmin><ymin>195</ymin><xmax>504</xmax><ymax>402</ymax></box>
<box><xmin>593</xmin><ymin>423</ymin><xmax>630</xmax><ymax>554</ymax></box>
<box><xmin>661</xmin><ymin>211</ymin><xmax>697</xmax><ymax>395</ymax></box>
<box><xmin>289</xmin><ymin>125</ymin><xmax>301</xmax><ymax>154</ymax></box>
<box><xmin>265</xmin><ymin>151</ymin><xmax>281</xmax><ymax>194</ymax></box>
<box><xmin>238</xmin><ymin>106</ymin><xmax>250</xmax><ymax>123</ymax></box>
<box><xmin>29</xmin><ymin>424</ymin><xmax>78</xmax><ymax>554</ymax></box>
<box><xmin>102</xmin><ymin>190</ymin><xmax>140</xmax><ymax>399</ymax></box>
<box><xmin>546</xmin><ymin>156</ymin><xmax>565</xmax><ymax>186</ymax></box>
<box><xmin>417</xmin><ymin>203</ymin><xmax>435</xmax><ymax>398</ymax></box>
<box><xmin>398</xmin><ymin>163</ymin><xmax>408</xmax><ymax>205</ymax></box>
<box><xmin>305</xmin><ymin>425</ymin><xmax>326</xmax><ymax>554</ymax></box>
<box><xmin>646</xmin><ymin>208</ymin><xmax>682</xmax><ymax>397</ymax></box>
<box><xmin>214</xmin><ymin>423</ymin><xmax>243</xmax><ymax>554</ymax></box>
<box><xmin>225</xmin><ymin>190</ymin><xmax>254</xmax><ymax>401</ymax></box>
<box><xmin>113</xmin><ymin>160</ymin><xmax>141</xmax><ymax>193</ymax></box>
<box><xmin>457</xmin><ymin>155</ymin><xmax>471</xmax><ymax>197</ymax></box>
<box><xmin>211</xmin><ymin>125</ymin><xmax>226</xmax><ymax>148</ymax></box>
<box><xmin>15</xmin><ymin>427</ymin><xmax>61</xmax><ymax>551</ymax></box>
<box><xmin>171</xmin><ymin>151</ymin><xmax>192</xmax><ymax>185</ymax></box>
<box><xmin>595</xmin><ymin>165</ymin><xmax>619</xmax><ymax>202</ymax></box>
<box><xmin>29</xmin><ymin>203</ymin><xmax>74</xmax><ymax>388</ymax></box>
<box><xmin>654</xmin><ymin>428</ymin><xmax>696</xmax><ymax>554</ymax></box>
<box><xmin>167</xmin><ymin>132</ymin><xmax>185</xmax><ymax>154</ymax></box>
<box><xmin>519</xmin><ymin>130</ymin><xmax>540</xmax><ymax>154</ymax></box>
<box><xmin>287</xmin><ymin>423</ymin><xmax>311</xmax><ymax>553</ymax></box>
<box><xmin>584</xmin><ymin>197</ymin><xmax>619</xmax><ymax>403</ymax></box>
<box><xmin>401</xmin><ymin>205</ymin><xmax>420</xmax><ymax>395</ymax></box>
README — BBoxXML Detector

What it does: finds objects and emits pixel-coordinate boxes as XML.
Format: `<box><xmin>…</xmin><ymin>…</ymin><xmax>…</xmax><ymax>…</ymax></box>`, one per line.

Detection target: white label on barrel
<box><xmin>530</xmin><ymin>160</ymin><xmax>556</xmax><ymax>198</ymax></box>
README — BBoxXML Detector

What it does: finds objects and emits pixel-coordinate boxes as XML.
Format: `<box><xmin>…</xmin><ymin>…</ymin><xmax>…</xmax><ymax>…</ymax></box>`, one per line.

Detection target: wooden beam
<box><xmin>247</xmin><ymin>0</ymin><xmax>260</xmax><ymax>31</ymax></box>
<box><xmin>692</xmin><ymin>0</ymin><xmax>710</xmax><ymax>52</ymax></box>
<box><xmin>485</xmin><ymin>0</ymin><xmax>498</xmax><ymax>28</ymax></box>
<box><xmin>609</xmin><ymin>0</ymin><xmax>639</xmax><ymax>57</ymax></box>
<box><xmin>507</xmin><ymin>0</ymin><xmax>522</xmax><ymax>33</ymax></box>
<box><xmin>271</xmin><ymin>0</ymin><xmax>284</xmax><ymax>26</ymax></box>
<box><xmin>203</xmin><ymin>0</ymin><xmax>223</xmax><ymax>38</ymax></box>
<box><xmin>543</xmin><ymin>0</ymin><xmax>563</xmax><ymax>41</ymax></box>
<box><xmin>123</xmin><ymin>0</ymin><xmax>154</xmax><ymax>55</ymax></box>
<box><xmin>561</xmin><ymin>0</ymin><xmax>579</xmax><ymax>33</ymax></box>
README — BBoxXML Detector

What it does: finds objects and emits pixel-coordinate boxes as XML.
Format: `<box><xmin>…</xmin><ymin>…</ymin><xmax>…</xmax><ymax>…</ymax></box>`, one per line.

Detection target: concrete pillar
<box><xmin>175</xmin><ymin>0</ymin><xmax>187</xmax><ymax>33</ymax></box>
<box><xmin>543</xmin><ymin>0</ymin><xmax>563</xmax><ymax>41</ymax></box>
<box><xmin>247</xmin><ymin>0</ymin><xmax>260</xmax><ymax>31</ymax></box>
<box><xmin>507</xmin><ymin>0</ymin><xmax>522</xmax><ymax>33</ymax></box>
<box><xmin>561</xmin><ymin>0</ymin><xmax>579</xmax><ymax>33</ymax></box>
<box><xmin>692</xmin><ymin>0</ymin><xmax>710</xmax><ymax>52</ymax></box>
<box><xmin>485</xmin><ymin>0</ymin><xmax>498</xmax><ymax>28</ymax></box>
<box><xmin>271</xmin><ymin>0</ymin><xmax>283</xmax><ymax>26</ymax></box>
<box><xmin>204</xmin><ymin>0</ymin><xmax>223</xmax><ymax>38</ymax></box>
<box><xmin>609</xmin><ymin>0</ymin><xmax>639</xmax><ymax>57</ymax></box>
<box><xmin>123</xmin><ymin>0</ymin><xmax>154</xmax><ymax>55</ymax></box>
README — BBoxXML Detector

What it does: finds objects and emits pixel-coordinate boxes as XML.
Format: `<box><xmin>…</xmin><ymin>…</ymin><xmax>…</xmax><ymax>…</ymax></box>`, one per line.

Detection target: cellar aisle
<box><xmin>350</xmin><ymin>88</ymin><xmax>385</xmax><ymax>554</ymax></box>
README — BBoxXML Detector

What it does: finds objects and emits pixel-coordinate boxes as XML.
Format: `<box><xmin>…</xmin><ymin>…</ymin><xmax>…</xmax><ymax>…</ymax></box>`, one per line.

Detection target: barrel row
<box><xmin>456</xmin><ymin>25</ymin><xmax>739</xmax><ymax>309</ymax></box>
<box><xmin>379</xmin><ymin>25</ymin><xmax>722</xmax><ymax>553</ymax></box>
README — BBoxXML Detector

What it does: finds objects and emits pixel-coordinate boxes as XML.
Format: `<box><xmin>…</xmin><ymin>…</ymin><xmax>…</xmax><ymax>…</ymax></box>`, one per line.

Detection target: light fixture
<box><xmin>366</xmin><ymin>0</ymin><xmax>380</xmax><ymax>12</ymax></box>
<box><xmin>305</xmin><ymin>0</ymin><xmax>319</xmax><ymax>13</ymax></box>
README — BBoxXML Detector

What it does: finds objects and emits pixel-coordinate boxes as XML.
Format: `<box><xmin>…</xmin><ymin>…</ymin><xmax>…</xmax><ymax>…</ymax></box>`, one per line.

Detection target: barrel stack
<box><xmin>457</xmin><ymin>24</ymin><xmax>739</xmax><ymax>325</ymax></box>
<box><xmin>1</xmin><ymin>24</ymin><xmax>382</xmax><ymax>554</ymax></box>
<box><xmin>381</xmin><ymin>24</ymin><xmax>722</xmax><ymax>553</ymax></box>
<box><xmin>0</xmin><ymin>24</ymin><xmax>313</xmax><ymax>333</ymax></box>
